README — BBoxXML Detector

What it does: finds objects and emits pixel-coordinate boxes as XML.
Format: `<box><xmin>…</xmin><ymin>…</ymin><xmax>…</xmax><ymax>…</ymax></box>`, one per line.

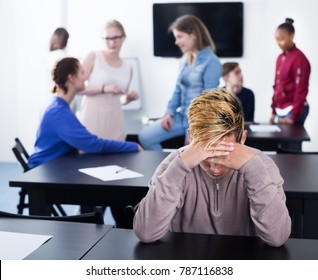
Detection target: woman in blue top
<box><xmin>139</xmin><ymin>14</ymin><xmax>222</xmax><ymax>150</ymax></box>
<box><xmin>28</xmin><ymin>57</ymin><xmax>141</xmax><ymax>169</ymax></box>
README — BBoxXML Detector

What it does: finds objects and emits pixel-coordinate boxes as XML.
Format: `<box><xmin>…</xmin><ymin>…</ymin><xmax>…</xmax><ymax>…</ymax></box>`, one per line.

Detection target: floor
<box><xmin>0</xmin><ymin>162</ymin><xmax>115</xmax><ymax>225</ymax></box>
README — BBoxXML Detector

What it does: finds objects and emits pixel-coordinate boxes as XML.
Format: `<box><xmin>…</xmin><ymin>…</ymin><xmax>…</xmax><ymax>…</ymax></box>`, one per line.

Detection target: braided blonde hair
<box><xmin>187</xmin><ymin>88</ymin><xmax>244</xmax><ymax>148</ymax></box>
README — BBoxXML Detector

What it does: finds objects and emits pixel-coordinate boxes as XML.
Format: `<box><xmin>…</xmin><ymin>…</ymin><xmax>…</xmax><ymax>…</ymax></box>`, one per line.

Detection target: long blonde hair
<box><xmin>188</xmin><ymin>88</ymin><xmax>244</xmax><ymax>148</ymax></box>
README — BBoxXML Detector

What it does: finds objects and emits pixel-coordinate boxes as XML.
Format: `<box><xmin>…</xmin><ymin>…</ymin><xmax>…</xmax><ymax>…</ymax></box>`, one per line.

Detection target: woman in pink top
<box><xmin>270</xmin><ymin>18</ymin><xmax>311</xmax><ymax>125</ymax></box>
<box><xmin>78</xmin><ymin>20</ymin><xmax>139</xmax><ymax>140</ymax></box>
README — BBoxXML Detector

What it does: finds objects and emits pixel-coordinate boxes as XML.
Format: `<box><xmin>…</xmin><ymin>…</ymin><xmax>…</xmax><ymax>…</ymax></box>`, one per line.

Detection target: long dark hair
<box><xmin>52</xmin><ymin>57</ymin><xmax>79</xmax><ymax>94</ymax></box>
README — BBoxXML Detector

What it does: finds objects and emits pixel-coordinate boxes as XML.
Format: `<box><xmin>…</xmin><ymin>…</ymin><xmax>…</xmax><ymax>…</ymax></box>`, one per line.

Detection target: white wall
<box><xmin>0</xmin><ymin>0</ymin><xmax>17</xmax><ymax>161</ymax></box>
<box><xmin>0</xmin><ymin>0</ymin><xmax>317</xmax><ymax>162</ymax></box>
<box><xmin>0</xmin><ymin>0</ymin><xmax>65</xmax><ymax>161</ymax></box>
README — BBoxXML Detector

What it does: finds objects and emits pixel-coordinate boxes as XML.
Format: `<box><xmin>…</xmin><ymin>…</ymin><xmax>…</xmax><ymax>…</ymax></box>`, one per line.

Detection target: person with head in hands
<box><xmin>270</xmin><ymin>18</ymin><xmax>311</xmax><ymax>125</ymax></box>
<box><xmin>138</xmin><ymin>14</ymin><xmax>222</xmax><ymax>150</ymax></box>
<box><xmin>134</xmin><ymin>88</ymin><xmax>291</xmax><ymax>247</ymax></box>
<box><xmin>222</xmin><ymin>62</ymin><xmax>255</xmax><ymax>122</ymax></box>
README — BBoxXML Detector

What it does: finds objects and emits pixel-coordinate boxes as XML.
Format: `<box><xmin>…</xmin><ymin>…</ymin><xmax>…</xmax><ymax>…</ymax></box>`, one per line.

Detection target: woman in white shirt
<box><xmin>78</xmin><ymin>20</ymin><xmax>138</xmax><ymax>141</ymax></box>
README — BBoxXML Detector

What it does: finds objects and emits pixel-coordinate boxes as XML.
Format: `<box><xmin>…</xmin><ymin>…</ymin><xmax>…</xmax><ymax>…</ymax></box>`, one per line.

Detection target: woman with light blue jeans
<box><xmin>139</xmin><ymin>15</ymin><xmax>222</xmax><ymax>150</ymax></box>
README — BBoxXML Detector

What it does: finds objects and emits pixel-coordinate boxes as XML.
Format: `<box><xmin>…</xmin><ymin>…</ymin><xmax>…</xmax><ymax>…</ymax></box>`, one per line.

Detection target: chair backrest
<box><xmin>0</xmin><ymin>209</ymin><xmax>104</xmax><ymax>225</ymax></box>
<box><xmin>124</xmin><ymin>204</ymin><xmax>139</xmax><ymax>228</ymax></box>
<box><xmin>12</xmin><ymin>138</ymin><xmax>30</xmax><ymax>172</ymax></box>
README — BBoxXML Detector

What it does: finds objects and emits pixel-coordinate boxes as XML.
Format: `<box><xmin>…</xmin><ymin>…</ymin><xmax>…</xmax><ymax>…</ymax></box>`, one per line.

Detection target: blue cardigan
<box><xmin>28</xmin><ymin>96</ymin><xmax>138</xmax><ymax>168</ymax></box>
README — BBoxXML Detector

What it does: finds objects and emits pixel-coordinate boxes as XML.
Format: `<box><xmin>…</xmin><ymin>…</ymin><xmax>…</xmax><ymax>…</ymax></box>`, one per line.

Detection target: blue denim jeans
<box><xmin>138</xmin><ymin>113</ymin><xmax>187</xmax><ymax>150</ymax></box>
<box><xmin>277</xmin><ymin>104</ymin><xmax>309</xmax><ymax>126</ymax></box>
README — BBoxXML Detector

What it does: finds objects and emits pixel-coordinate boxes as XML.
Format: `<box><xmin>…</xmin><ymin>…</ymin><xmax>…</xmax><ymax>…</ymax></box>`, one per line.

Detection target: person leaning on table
<box><xmin>134</xmin><ymin>88</ymin><xmax>291</xmax><ymax>247</ymax></box>
<box><xmin>28</xmin><ymin>57</ymin><xmax>142</xmax><ymax>169</ymax></box>
<box><xmin>28</xmin><ymin>57</ymin><xmax>142</xmax><ymax>228</ymax></box>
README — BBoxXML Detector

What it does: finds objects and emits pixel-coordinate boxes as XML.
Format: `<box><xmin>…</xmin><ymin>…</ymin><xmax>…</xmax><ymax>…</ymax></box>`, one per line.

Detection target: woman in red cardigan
<box><xmin>270</xmin><ymin>18</ymin><xmax>311</xmax><ymax>125</ymax></box>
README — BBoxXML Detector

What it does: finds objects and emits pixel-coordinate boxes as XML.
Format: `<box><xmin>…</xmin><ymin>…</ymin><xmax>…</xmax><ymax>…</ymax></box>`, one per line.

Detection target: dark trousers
<box><xmin>295</xmin><ymin>104</ymin><xmax>309</xmax><ymax>126</ymax></box>
<box><xmin>278</xmin><ymin>104</ymin><xmax>309</xmax><ymax>126</ymax></box>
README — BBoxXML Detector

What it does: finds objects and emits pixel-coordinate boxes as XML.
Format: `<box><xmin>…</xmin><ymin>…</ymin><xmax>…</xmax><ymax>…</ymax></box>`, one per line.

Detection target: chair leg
<box><xmin>55</xmin><ymin>204</ymin><xmax>67</xmax><ymax>216</ymax></box>
<box><xmin>51</xmin><ymin>204</ymin><xmax>67</xmax><ymax>216</ymax></box>
<box><xmin>16</xmin><ymin>191</ymin><xmax>66</xmax><ymax>217</ymax></box>
<box><xmin>17</xmin><ymin>189</ymin><xmax>24</xmax><ymax>214</ymax></box>
<box><xmin>51</xmin><ymin>206</ymin><xmax>59</xmax><ymax>216</ymax></box>
<box><xmin>17</xmin><ymin>188</ymin><xmax>28</xmax><ymax>214</ymax></box>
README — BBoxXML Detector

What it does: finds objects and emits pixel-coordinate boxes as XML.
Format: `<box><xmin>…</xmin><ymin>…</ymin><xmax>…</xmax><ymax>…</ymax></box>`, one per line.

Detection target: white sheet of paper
<box><xmin>0</xmin><ymin>231</ymin><xmax>52</xmax><ymax>260</ymax></box>
<box><xmin>78</xmin><ymin>165</ymin><xmax>144</xmax><ymax>181</ymax></box>
<box><xmin>249</xmin><ymin>125</ymin><xmax>281</xmax><ymax>132</ymax></box>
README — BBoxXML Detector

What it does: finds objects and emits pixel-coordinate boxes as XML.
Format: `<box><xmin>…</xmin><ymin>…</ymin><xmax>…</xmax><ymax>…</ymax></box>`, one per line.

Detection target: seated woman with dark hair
<box><xmin>28</xmin><ymin>57</ymin><xmax>141</xmax><ymax>169</ymax></box>
<box><xmin>28</xmin><ymin>57</ymin><xmax>142</xmax><ymax>228</ymax></box>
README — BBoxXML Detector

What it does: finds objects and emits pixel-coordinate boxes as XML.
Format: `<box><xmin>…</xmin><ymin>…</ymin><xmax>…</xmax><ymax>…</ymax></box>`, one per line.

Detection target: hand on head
<box><xmin>180</xmin><ymin>139</ymin><xmax>235</xmax><ymax>170</ymax></box>
<box><xmin>180</xmin><ymin>131</ymin><xmax>255</xmax><ymax>173</ymax></box>
<box><xmin>183</xmin><ymin>88</ymin><xmax>253</xmax><ymax>175</ymax></box>
<box><xmin>209</xmin><ymin>141</ymin><xmax>255</xmax><ymax>171</ymax></box>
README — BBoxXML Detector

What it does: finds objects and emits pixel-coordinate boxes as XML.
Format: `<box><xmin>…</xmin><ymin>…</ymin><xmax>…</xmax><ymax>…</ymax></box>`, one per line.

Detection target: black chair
<box><xmin>0</xmin><ymin>209</ymin><xmax>104</xmax><ymax>224</ymax></box>
<box><xmin>12</xmin><ymin>138</ymin><xmax>67</xmax><ymax>216</ymax></box>
<box><xmin>161</xmin><ymin>135</ymin><xmax>185</xmax><ymax>149</ymax></box>
<box><xmin>126</xmin><ymin>134</ymin><xmax>185</xmax><ymax>150</ymax></box>
<box><xmin>123</xmin><ymin>204</ymin><xmax>139</xmax><ymax>228</ymax></box>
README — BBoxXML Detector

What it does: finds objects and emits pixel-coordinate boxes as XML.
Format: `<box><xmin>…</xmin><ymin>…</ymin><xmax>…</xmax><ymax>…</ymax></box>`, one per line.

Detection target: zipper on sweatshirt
<box><xmin>215</xmin><ymin>179</ymin><xmax>220</xmax><ymax>212</ymax></box>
